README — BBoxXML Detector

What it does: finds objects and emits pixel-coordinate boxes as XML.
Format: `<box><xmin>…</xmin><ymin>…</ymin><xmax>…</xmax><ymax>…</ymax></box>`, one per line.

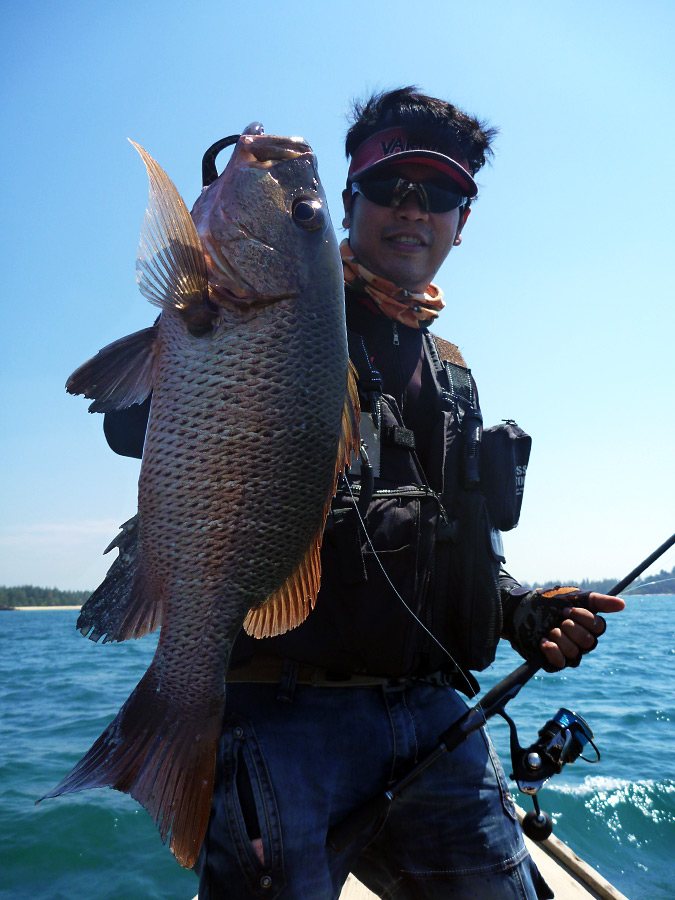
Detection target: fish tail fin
<box><xmin>38</xmin><ymin>661</ymin><xmax>224</xmax><ymax>868</ymax></box>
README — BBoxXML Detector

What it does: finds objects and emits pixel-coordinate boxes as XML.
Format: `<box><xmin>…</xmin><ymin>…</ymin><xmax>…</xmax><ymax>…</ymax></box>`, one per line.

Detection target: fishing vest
<box><xmin>231</xmin><ymin>311</ymin><xmax>531</xmax><ymax>691</ymax></box>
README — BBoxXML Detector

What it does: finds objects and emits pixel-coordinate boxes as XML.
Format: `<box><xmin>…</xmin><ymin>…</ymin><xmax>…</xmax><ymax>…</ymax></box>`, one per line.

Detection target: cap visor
<box><xmin>349</xmin><ymin>150</ymin><xmax>477</xmax><ymax>198</ymax></box>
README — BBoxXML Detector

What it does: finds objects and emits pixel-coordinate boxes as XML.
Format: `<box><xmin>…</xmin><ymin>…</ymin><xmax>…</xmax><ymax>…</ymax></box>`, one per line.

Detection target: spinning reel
<box><xmin>327</xmin><ymin>533</ymin><xmax>675</xmax><ymax>854</ymax></box>
<box><xmin>499</xmin><ymin>707</ymin><xmax>600</xmax><ymax>840</ymax></box>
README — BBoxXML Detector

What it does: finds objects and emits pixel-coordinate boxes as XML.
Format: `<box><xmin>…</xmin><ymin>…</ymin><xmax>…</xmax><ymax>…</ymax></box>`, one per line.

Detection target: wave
<box><xmin>548</xmin><ymin>775</ymin><xmax>674</xmax><ymax>797</ymax></box>
<box><xmin>543</xmin><ymin>775</ymin><xmax>675</xmax><ymax>846</ymax></box>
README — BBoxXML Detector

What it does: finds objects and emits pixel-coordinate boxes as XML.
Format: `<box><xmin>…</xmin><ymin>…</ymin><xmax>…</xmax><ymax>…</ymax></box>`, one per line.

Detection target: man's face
<box><xmin>342</xmin><ymin>163</ymin><xmax>469</xmax><ymax>292</ymax></box>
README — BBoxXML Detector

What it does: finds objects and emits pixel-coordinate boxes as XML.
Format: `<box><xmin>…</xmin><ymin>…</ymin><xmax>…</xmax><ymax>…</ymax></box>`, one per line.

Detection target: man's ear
<box><xmin>342</xmin><ymin>189</ymin><xmax>352</xmax><ymax>229</ymax></box>
<box><xmin>453</xmin><ymin>207</ymin><xmax>471</xmax><ymax>246</ymax></box>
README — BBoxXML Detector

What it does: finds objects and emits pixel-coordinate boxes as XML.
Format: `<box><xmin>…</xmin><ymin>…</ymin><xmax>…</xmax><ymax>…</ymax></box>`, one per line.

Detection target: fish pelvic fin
<box><xmin>243</xmin><ymin>364</ymin><xmax>360</xmax><ymax>639</ymax></box>
<box><xmin>77</xmin><ymin>516</ymin><xmax>162</xmax><ymax>642</ymax></box>
<box><xmin>37</xmin><ymin>659</ymin><xmax>224</xmax><ymax>869</ymax></box>
<box><xmin>130</xmin><ymin>140</ymin><xmax>216</xmax><ymax>336</ymax></box>
<box><xmin>66</xmin><ymin>325</ymin><xmax>159</xmax><ymax>413</ymax></box>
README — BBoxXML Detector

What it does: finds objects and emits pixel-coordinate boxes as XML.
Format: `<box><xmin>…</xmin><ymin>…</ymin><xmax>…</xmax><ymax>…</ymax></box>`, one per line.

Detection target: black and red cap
<box><xmin>347</xmin><ymin>126</ymin><xmax>478</xmax><ymax>198</ymax></box>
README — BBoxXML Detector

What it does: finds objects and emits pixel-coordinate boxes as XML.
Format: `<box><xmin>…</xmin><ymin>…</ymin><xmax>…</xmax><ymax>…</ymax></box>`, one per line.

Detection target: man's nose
<box><xmin>395</xmin><ymin>190</ymin><xmax>429</xmax><ymax>219</ymax></box>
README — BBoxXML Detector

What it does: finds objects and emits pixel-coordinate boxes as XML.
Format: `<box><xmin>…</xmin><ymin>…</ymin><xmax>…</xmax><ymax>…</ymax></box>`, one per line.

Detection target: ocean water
<box><xmin>0</xmin><ymin>598</ymin><xmax>672</xmax><ymax>900</ymax></box>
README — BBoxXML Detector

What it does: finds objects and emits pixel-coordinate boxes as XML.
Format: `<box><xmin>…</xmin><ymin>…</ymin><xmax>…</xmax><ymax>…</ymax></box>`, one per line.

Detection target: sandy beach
<box><xmin>11</xmin><ymin>606</ymin><xmax>82</xmax><ymax>611</ymax></box>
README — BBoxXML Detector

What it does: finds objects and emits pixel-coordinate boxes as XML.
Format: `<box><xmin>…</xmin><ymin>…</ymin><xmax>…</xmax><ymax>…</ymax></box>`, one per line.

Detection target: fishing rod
<box><xmin>327</xmin><ymin>531</ymin><xmax>675</xmax><ymax>852</ymax></box>
<box><xmin>608</xmin><ymin>532</ymin><xmax>675</xmax><ymax>595</ymax></box>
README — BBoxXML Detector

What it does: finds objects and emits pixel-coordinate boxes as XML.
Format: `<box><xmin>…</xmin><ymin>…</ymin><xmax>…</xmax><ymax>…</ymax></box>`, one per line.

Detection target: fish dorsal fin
<box><xmin>243</xmin><ymin>363</ymin><xmax>360</xmax><ymax>638</ymax></box>
<box><xmin>130</xmin><ymin>141</ymin><xmax>214</xmax><ymax>334</ymax></box>
<box><xmin>66</xmin><ymin>325</ymin><xmax>159</xmax><ymax>413</ymax></box>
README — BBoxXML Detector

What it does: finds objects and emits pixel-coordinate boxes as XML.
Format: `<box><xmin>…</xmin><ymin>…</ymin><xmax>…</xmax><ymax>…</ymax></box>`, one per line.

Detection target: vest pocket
<box><xmin>326</xmin><ymin>487</ymin><xmax>437</xmax><ymax>594</ymax></box>
<box><xmin>442</xmin><ymin>490</ymin><xmax>503</xmax><ymax>673</ymax></box>
<box><xmin>320</xmin><ymin>486</ymin><xmax>439</xmax><ymax>674</ymax></box>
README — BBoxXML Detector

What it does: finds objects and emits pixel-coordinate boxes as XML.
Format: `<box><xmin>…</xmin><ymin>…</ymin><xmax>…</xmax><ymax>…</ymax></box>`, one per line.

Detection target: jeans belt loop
<box><xmin>277</xmin><ymin>659</ymin><xmax>299</xmax><ymax>703</ymax></box>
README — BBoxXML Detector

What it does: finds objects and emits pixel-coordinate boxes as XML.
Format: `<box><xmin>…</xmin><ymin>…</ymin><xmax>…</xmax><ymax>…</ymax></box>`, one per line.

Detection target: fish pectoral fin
<box><xmin>38</xmin><ymin>661</ymin><xmax>224</xmax><ymax>869</ymax></box>
<box><xmin>244</xmin><ymin>531</ymin><xmax>322</xmax><ymax>638</ymax></box>
<box><xmin>77</xmin><ymin>515</ymin><xmax>162</xmax><ymax>642</ymax></box>
<box><xmin>66</xmin><ymin>325</ymin><xmax>159</xmax><ymax>413</ymax></box>
<box><xmin>131</xmin><ymin>141</ymin><xmax>216</xmax><ymax>336</ymax></box>
<box><xmin>244</xmin><ymin>364</ymin><xmax>361</xmax><ymax>640</ymax></box>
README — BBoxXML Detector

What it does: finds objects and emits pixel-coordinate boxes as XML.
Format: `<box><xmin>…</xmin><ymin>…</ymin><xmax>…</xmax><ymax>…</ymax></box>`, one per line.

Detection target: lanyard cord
<box><xmin>342</xmin><ymin>471</ymin><xmax>483</xmax><ymax>707</ymax></box>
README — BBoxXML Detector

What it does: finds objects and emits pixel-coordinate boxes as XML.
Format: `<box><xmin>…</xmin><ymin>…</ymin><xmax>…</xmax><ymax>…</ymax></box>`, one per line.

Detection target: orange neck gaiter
<box><xmin>340</xmin><ymin>239</ymin><xmax>444</xmax><ymax>328</ymax></box>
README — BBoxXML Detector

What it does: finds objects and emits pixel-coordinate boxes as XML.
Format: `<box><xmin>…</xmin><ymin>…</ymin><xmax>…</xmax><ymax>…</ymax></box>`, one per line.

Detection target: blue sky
<box><xmin>2</xmin><ymin>0</ymin><xmax>674</xmax><ymax>590</ymax></box>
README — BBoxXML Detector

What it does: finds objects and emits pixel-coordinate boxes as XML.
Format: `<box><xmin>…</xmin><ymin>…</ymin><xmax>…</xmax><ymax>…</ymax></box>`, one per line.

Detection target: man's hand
<box><xmin>502</xmin><ymin>586</ymin><xmax>626</xmax><ymax>668</ymax></box>
<box><xmin>540</xmin><ymin>593</ymin><xmax>625</xmax><ymax>670</ymax></box>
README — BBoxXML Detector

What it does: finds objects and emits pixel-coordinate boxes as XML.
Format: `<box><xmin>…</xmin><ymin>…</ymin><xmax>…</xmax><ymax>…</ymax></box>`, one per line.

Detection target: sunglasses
<box><xmin>350</xmin><ymin>176</ymin><xmax>468</xmax><ymax>214</ymax></box>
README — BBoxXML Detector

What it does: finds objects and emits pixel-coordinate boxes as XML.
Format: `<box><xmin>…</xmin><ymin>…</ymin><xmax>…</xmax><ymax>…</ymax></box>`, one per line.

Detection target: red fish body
<box><xmin>42</xmin><ymin>132</ymin><xmax>358</xmax><ymax>867</ymax></box>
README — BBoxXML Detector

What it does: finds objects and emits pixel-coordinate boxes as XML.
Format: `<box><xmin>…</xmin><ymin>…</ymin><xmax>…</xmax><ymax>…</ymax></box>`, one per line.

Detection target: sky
<box><xmin>2</xmin><ymin>0</ymin><xmax>674</xmax><ymax>591</ymax></box>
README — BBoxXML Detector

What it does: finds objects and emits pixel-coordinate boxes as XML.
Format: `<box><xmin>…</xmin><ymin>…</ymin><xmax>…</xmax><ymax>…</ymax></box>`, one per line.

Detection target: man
<box><xmin>105</xmin><ymin>87</ymin><xmax>624</xmax><ymax>899</ymax></box>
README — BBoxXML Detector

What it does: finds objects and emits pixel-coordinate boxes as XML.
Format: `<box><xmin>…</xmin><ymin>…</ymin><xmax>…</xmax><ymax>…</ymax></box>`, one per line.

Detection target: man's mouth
<box><xmin>386</xmin><ymin>232</ymin><xmax>427</xmax><ymax>247</ymax></box>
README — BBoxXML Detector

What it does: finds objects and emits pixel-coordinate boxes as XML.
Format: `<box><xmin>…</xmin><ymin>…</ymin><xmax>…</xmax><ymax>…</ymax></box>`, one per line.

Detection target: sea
<box><xmin>0</xmin><ymin>597</ymin><xmax>672</xmax><ymax>900</ymax></box>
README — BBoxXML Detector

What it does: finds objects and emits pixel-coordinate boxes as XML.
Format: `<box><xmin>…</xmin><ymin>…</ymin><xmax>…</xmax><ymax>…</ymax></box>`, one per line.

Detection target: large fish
<box><xmin>41</xmin><ymin>127</ymin><xmax>359</xmax><ymax>867</ymax></box>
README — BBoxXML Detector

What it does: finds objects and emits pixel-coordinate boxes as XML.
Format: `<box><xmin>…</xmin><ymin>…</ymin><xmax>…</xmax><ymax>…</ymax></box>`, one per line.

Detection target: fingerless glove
<box><xmin>502</xmin><ymin>586</ymin><xmax>593</xmax><ymax>666</ymax></box>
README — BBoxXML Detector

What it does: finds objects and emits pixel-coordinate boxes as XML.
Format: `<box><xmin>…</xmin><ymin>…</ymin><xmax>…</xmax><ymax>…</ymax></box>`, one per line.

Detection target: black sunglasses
<box><xmin>350</xmin><ymin>176</ymin><xmax>468</xmax><ymax>213</ymax></box>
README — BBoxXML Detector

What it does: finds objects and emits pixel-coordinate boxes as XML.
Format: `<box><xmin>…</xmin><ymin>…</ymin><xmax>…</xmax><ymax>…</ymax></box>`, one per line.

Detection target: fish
<box><xmin>39</xmin><ymin>128</ymin><xmax>359</xmax><ymax>868</ymax></box>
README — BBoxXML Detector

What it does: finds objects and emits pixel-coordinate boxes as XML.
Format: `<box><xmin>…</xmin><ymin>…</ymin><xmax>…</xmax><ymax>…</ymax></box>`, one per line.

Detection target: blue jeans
<box><xmin>196</xmin><ymin>678</ymin><xmax>552</xmax><ymax>900</ymax></box>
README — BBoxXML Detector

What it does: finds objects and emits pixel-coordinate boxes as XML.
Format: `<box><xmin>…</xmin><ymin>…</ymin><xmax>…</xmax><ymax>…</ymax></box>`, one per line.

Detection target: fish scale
<box><xmin>141</xmin><ymin>306</ymin><xmax>340</xmax><ymax>604</ymax></box>
<box><xmin>41</xmin><ymin>132</ymin><xmax>359</xmax><ymax>868</ymax></box>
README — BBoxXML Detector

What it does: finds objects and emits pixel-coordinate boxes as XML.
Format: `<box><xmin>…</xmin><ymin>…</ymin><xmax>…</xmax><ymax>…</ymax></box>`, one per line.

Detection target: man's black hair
<box><xmin>345</xmin><ymin>86</ymin><xmax>497</xmax><ymax>175</ymax></box>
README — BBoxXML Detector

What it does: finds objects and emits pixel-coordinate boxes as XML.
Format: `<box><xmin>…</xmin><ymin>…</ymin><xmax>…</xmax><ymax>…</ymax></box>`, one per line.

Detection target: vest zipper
<box><xmin>392</xmin><ymin>321</ymin><xmax>400</xmax><ymax>346</ymax></box>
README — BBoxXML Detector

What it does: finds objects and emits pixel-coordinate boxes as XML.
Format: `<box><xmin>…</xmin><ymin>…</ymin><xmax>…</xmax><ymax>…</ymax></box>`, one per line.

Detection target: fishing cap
<box><xmin>347</xmin><ymin>126</ymin><xmax>478</xmax><ymax>198</ymax></box>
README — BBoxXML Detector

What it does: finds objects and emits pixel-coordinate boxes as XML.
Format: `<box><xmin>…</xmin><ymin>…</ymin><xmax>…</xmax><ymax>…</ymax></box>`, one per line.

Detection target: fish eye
<box><xmin>292</xmin><ymin>197</ymin><xmax>324</xmax><ymax>230</ymax></box>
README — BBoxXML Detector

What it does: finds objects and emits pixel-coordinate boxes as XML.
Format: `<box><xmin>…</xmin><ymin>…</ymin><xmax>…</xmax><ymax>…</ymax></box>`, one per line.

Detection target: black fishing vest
<box><xmin>102</xmin><ymin>301</ymin><xmax>530</xmax><ymax>689</ymax></box>
<box><xmin>231</xmin><ymin>301</ymin><xmax>531</xmax><ymax>688</ymax></box>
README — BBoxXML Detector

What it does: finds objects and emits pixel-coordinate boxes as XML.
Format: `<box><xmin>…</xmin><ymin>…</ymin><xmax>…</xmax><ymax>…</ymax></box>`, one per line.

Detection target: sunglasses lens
<box><xmin>353</xmin><ymin>178</ymin><xmax>465</xmax><ymax>213</ymax></box>
<box><xmin>422</xmin><ymin>182</ymin><xmax>466</xmax><ymax>213</ymax></box>
<box><xmin>354</xmin><ymin>177</ymin><xmax>401</xmax><ymax>206</ymax></box>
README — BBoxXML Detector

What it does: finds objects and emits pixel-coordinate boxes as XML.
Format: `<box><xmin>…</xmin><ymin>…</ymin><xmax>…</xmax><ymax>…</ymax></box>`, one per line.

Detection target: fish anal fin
<box><xmin>335</xmin><ymin>361</ymin><xmax>361</xmax><ymax>490</ymax></box>
<box><xmin>66</xmin><ymin>325</ymin><xmax>159</xmax><ymax>413</ymax></box>
<box><xmin>77</xmin><ymin>516</ymin><xmax>162</xmax><ymax>642</ymax></box>
<box><xmin>244</xmin><ymin>532</ymin><xmax>322</xmax><ymax>639</ymax></box>
<box><xmin>38</xmin><ymin>661</ymin><xmax>224</xmax><ymax>869</ymax></box>
<box><xmin>113</xmin><ymin>559</ymin><xmax>161</xmax><ymax>641</ymax></box>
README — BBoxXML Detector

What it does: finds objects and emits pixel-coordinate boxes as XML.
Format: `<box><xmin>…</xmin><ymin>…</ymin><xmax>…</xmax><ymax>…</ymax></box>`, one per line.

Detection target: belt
<box><xmin>226</xmin><ymin>656</ymin><xmax>452</xmax><ymax>689</ymax></box>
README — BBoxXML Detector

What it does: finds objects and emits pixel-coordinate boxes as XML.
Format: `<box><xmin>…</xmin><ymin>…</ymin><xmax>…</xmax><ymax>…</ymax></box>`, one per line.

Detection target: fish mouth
<box><xmin>201</xmin><ymin>130</ymin><xmax>312</xmax><ymax>186</ymax></box>
<box><xmin>209</xmin><ymin>282</ymin><xmax>299</xmax><ymax>314</ymax></box>
<box><xmin>235</xmin><ymin>221</ymin><xmax>276</xmax><ymax>253</ymax></box>
<box><xmin>203</xmin><ymin>222</ymin><xmax>299</xmax><ymax>310</ymax></box>
<box><xmin>238</xmin><ymin>134</ymin><xmax>313</xmax><ymax>166</ymax></box>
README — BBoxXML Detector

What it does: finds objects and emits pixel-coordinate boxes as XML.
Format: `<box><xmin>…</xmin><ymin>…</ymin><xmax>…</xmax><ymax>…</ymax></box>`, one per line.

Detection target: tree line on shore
<box><xmin>0</xmin><ymin>585</ymin><xmax>91</xmax><ymax>608</ymax></box>
<box><xmin>2</xmin><ymin>566</ymin><xmax>674</xmax><ymax>608</ymax></box>
<box><xmin>520</xmin><ymin>565</ymin><xmax>675</xmax><ymax>595</ymax></box>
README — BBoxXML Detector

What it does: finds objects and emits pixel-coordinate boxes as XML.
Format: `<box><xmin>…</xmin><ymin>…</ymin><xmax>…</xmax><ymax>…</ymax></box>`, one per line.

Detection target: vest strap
<box><xmin>347</xmin><ymin>330</ymin><xmax>382</xmax><ymax>397</ymax></box>
<box><xmin>425</xmin><ymin>333</ymin><xmax>475</xmax><ymax>415</ymax></box>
